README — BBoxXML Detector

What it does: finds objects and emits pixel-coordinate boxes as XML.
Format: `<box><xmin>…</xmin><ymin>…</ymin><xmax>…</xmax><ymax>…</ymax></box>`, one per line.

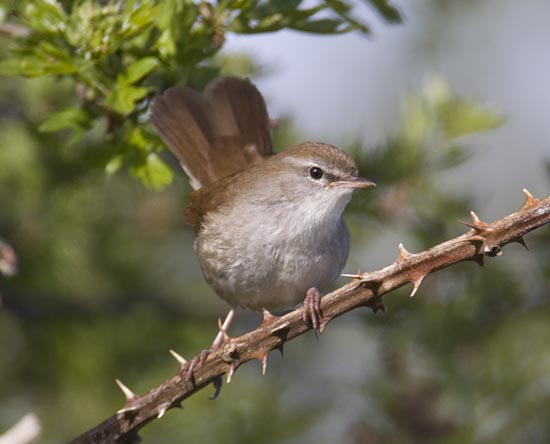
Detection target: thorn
<box><xmin>397</xmin><ymin>243</ymin><xmax>413</xmax><ymax>263</ymax></box>
<box><xmin>117</xmin><ymin>405</ymin><xmax>139</xmax><ymax>415</ymax></box>
<box><xmin>217</xmin><ymin>318</ymin><xmax>231</xmax><ymax>343</ymax></box>
<box><xmin>211</xmin><ymin>309</ymin><xmax>235</xmax><ymax>350</ymax></box>
<box><xmin>157</xmin><ymin>403</ymin><xmax>170</xmax><ymax>419</ymax></box>
<box><xmin>367</xmin><ymin>298</ymin><xmax>386</xmax><ymax>313</ymax></box>
<box><xmin>169</xmin><ymin>349</ymin><xmax>188</xmax><ymax>368</ymax></box>
<box><xmin>261</xmin><ymin>308</ymin><xmax>277</xmax><ymax>325</ymax></box>
<box><xmin>260</xmin><ymin>352</ymin><xmax>269</xmax><ymax>375</ymax></box>
<box><xmin>522</xmin><ymin>188</ymin><xmax>534</xmax><ymax>199</ymax></box>
<box><xmin>270</xmin><ymin>321</ymin><xmax>290</xmax><ymax>336</ymax></box>
<box><xmin>459</xmin><ymin>211</ymin><xmax>491</xmax><ymax>232</ymax></box>
<box><xmin>342</xmin><ymin>268</ymin><xmax>363</xmax><ymax>279</ymax></box>
<box><xmin>341</xmin><ymin>273</ymin><xmax>363</xmax><ymax>279</ymax></box>
<box><xmin>521</xmin><ymin>188</ymin><xmax>539</xmax><ymax>209</ymax></box>
<box><xmin>470</xmin><ymin>211</ymin><xmax>490</xmax><ymax>228</ymax></box>
<box><xmin>470</xmin><ymin>210</ymin><xmax>482</xmax><ymax>225</ymax></box>
<box><xmin>262</xmin><ymin>308</ymin><xmax>276</xmax><ymax>322</ymax></box>
<box><xmin>512</xmin><ymin>236</ymin><xmax>529</xmax><ymax>250</ymax></box>
<box><xmin>409</xmin><ymin>275</ymin><xmax>425</xmax><ymax>297</ymax></box>
<box><xmin>458</xmin><ymin>219</ymin><xmax>475</xmax><ymax>230</ymax></box>
<box><xmin>226</xmin><ymin>361</ymin><xmax>238</xmax><ymax>384</ymax></box>
<box><xmin>274</xmin><ymin>343</ymin><xmax>284</xmax><ymax>357</ymax></box>
<box><xmin>226</xmin><ymin>368</ymin><xmax>233</xmax><ymax>384</ymax></box>
<box><xmin>470</xmin><ymin>254</ymin><xmax>485</xmax><ymax>266</ymax></box>
<box><xmin>115</xmin><ymin>379</ymin><xmax>136</xmax><ymax>401</ymax></box>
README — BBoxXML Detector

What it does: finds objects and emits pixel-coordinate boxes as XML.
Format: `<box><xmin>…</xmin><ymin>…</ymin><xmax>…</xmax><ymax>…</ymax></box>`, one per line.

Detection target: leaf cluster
<box><xmin>0</xmin><ymin>0</ymin><xmax>401</xmax><ymax>188</ymax></box>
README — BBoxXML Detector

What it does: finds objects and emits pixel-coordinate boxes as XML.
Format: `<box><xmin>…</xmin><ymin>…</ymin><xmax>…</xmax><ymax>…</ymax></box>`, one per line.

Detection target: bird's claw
<box><xmin>185</xmin><ymin>347</ymin><xmax>215</xmax><ymax>386</ymax></box>
<box><xmin>302</xmin><ymin>287</ymin><xmax>323</xmax><ymax>337</ymax></box>
<box><xmin>184</xmin><ymin>309</ymin><xmax>236</xmax><ymax>398</ymax></box>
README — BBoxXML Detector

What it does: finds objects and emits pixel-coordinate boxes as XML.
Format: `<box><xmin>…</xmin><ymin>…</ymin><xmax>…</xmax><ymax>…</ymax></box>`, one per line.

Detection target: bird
<box><xmin>150</xmin><ymin>76</ymin><xmax>374</xmax><ymax>375</ymax></box>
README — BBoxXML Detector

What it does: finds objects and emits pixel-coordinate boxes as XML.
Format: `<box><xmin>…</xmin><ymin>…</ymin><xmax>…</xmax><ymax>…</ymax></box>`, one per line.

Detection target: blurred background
<box><xmin>0</xmin><ymin>0</ymin><xmax>549</xmax><ymax>443</ymax></box>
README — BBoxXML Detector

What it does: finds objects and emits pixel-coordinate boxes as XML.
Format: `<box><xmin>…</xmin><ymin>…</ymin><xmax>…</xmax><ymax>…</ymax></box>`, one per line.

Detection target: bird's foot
<box><xmin>185</xmin><ymin>348</ymin><xmax>214</xmax><ymax>385</ymax></box>
<box><xmin>184</xmin><ymin>309</ymin><xmax>235</xmax><ymax>399</ymax></box>
<box><xmin>302</xmin><ymin>287</ymin><xmax>323</xmax><ymax>338</ymax></box>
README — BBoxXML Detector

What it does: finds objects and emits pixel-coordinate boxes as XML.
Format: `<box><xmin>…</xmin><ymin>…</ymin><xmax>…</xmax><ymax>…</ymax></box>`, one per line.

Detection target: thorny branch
<box><xmin>70</xmin><ymin>190</ymin><xmax>550</xmax><ymax>444</ymax></box>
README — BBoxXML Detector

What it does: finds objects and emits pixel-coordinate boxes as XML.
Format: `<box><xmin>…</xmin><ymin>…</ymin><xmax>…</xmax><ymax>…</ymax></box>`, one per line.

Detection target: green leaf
<box><xmin>229</xmin><ymin>15</ymin><xmax>252</xmax><ymax>33</ymax></box>
<box><xmin>105</xmin><ymin>154</ymin><xmax>124</xmax><ymax>175</ymax></box>
<box><xmin>324</xmin><ymin>0</ymin><xmax>370</xmax><ymax>33</ymax></box>
<box><xmin>154</xmin><ymin>0</ymin><xmax>179</xmax><ymax>30</ymax></box>
<box><xmin>39</xmin><ymin>107</ymin><xmax>90</xmax><ymax>133</ymax></box>
<box><xmin>14</xmin><ymin>56</ymin><xmax>52</xmax><ymax>77</ymax></box>
<box><xmin>291</xmin><ymin>18</ymin><xmax>345</xmax><ymax>33</ymax></box>
<box><xmin>122</xmin><ymin>57</ymin><xmax>159</xmax><ymax>85</ymax></box>
<box><xmin>105</xmin><ymin>85</ymin><xmax>149</xmax><ymax>115</ymax></box>
<box><xmin>262</xmin><ymin>0</ymin><xmax>303</xmax><ymax>14</ymax></box>
<box><xmin>156</xmin><ymin>28</ymin><xmax>177</xmax><ymax>56</ymax></box>
<box><xmin>126</xmin><ymin>127</ymin><xmax>149</xmax><ymax>149</ymax></box>
<box><xmin>131</xmin><ymin>153</ymin><xmax>174</xmax><ymax>189</ymax></box>
<box><xmin>22</xmin><ymin>0</ymin><xmax>67</xmax><ymax>33</ymax></box>
<box><xmin>364</xmin><ymin>0</ymin><xmax>402</xmax><ymax>23</ymax></box>
<box><xmin>438</xmin><ymin>100</ymin><xmax>505</xmax><ymax>140</ymax></box>
<box><xmin>287</xmin><ymin>5</ymin><xmax>326</xmax><ymax>21</ymax></box>
<box><xmin>256</xmin><ymin>13</ymin><xmax>285</xmax><ymax>31</ymax></box>
<box><xmin>324</xmin><ymin>0</ymin><xmax>351</xmax><ymax>15</ymax></box>
<box><xmin>125</xmin><ymin>1</ymin><xmax>157</xmax><ymax>31</ymax></box>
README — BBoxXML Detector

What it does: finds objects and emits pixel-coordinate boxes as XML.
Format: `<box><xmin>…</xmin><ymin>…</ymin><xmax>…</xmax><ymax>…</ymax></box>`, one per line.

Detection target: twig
<box><xmin>70</xmin><ymin>189</ymin><xmax>550</xmax><ymax>444</ymax></box>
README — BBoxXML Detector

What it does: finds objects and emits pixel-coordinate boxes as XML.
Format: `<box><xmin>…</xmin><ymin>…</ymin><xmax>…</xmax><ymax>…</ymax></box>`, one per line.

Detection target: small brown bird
<box><xmin>150</xmin><ymin>77</ymin><xmax>374</xmax><ymax>357</ymax></box>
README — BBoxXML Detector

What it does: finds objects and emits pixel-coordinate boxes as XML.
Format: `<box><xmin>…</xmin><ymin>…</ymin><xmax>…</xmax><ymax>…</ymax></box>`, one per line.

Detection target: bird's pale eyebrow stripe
<box><xmin>283</xmin><ymin>156</ymin><xmax>325</xmax><ymax>169</ymax></box>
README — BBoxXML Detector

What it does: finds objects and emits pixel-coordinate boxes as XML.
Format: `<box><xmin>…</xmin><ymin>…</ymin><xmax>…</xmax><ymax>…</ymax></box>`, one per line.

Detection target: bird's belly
<box><xmin>196</xmin><ymin>220</ymin><xmax>350</xmax><ymax>311</ymax></box>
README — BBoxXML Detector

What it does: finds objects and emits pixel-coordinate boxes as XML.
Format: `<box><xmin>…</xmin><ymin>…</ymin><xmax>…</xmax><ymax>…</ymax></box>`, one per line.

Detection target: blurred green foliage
<box><xmin>1</xmin><ymin>1</ymin><xmax>550</xmax><ymax>444</ymax></box>
<box><xmin>0</xmin><ymin>0</ymin><xmax>401</xmax><ymax>189</ymax></box>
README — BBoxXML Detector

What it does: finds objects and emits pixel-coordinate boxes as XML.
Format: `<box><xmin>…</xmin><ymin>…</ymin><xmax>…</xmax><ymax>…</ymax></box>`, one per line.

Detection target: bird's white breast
<box><xmin>196</xmin><ymin>189</ymin><xmax>352</xmax><ymax>311</ymax></box>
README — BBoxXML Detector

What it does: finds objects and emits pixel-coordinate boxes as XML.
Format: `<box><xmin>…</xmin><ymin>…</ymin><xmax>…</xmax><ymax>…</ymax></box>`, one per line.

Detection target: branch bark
<box><xmin>70</xmin><ymin>189</ymin><xmax>550</xmax><ymax>444</ymax></box>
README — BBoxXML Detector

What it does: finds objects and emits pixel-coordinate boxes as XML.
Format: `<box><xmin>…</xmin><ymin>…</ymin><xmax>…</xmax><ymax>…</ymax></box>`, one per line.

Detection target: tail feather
<box><xmin>205</xmin><ymin>77</ymin><xmax>272</xmax><ymax>156</ymax></box>
<box><xmin>150</xmin><ymin>77</ymin><xmax>272</xmax><ymax>190</ymax></box>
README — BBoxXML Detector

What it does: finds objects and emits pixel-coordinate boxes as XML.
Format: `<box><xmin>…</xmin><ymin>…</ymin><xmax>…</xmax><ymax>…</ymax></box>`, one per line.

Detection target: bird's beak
<box><xmin>331</xmin><ymin>176</ymin><xmax>376</xmax><ymax>189</ymax></box>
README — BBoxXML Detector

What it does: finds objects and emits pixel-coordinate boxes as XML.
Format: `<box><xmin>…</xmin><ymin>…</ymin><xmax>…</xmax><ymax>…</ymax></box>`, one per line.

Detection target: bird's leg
<box><xmin>302</xmin><ymin>287</ymin><xmax>323</xmax><ymax>337</ymax></box>
<box><xmin>185</xmin><ymin>308</ymin><xmax>235</xmax><ymax>392</ymax></box>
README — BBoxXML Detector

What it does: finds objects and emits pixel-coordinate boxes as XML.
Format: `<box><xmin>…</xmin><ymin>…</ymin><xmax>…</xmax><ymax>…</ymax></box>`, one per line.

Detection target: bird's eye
<box><xmin>309</xmin><ymin>166</ymin><xmax>323</xmax><ymax>180</ymax></box>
